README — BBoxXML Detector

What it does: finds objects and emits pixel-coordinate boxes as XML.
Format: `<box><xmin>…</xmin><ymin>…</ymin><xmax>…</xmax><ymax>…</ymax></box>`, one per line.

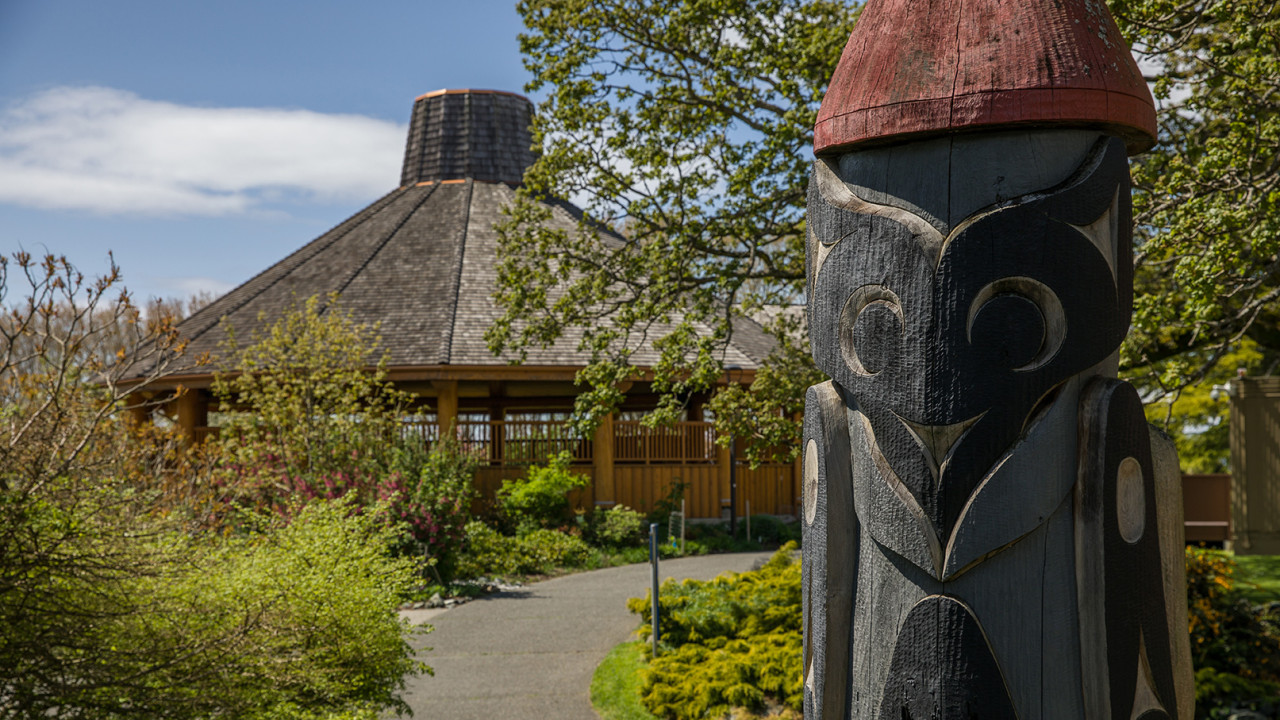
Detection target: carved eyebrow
<box><xmin>813</xmin><ymin>158</ymin><xmax>944</xmax><ymax>271</ymax></box>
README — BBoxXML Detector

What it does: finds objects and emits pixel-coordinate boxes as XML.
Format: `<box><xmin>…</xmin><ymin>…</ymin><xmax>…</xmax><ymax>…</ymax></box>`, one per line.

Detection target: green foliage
<box><xmin>1138</xmin><ymin>340</ymin><xmax>1262</xmax><ymax>473</ymax></box>
<box><xmin>0</xmin><ymin>255</ymin><xmax>424</xmax><ymax>720</ymax></box>
<box><xmin>627</xmin><ymin>544</ymin><xmax>802</xmax><ymax>718</ymax></box>
<box><xmin>456</xmin><ymin>521</ymin><xmax>598</xmax><ymax>577</ymax></box>
<box><xmin>1183</xmin><ymin>547</ymin><xmax>1280</xmax><ymax>717</ymax></box>
<box><xmin>501</xmin><ymin>0</ymin><xmax>1280</xmax><ymax>457</ymax></box>
<box><xmin>591</xmin><ymin>642</ymin><xmax>662</xmax><ymax>720</ymax></box>
<box><xmin>496</xmin><ymin>451</ymin><xmax>590</xmax><ymax>533</ymax></box>
<box><xmin>1109</xmin><ymin>1</ymin><xmax>1280</xmax><ymax>397</ymax></box>
<box><xmin>383</xmin><ymin>435</ymin><xmax>480</xmax><ymax>581</ymax></box>
<box><xmin>208</xmin><ymin>292</ymin><xmax>479</xmax><ymax>575</ymax></box>
<box><xmin>584</xmin><ymin>504</ymin><xmax>647</xmax><ymax>548</ymax></box>
<box><xmin>493</xmin><ymin>0</ymin><xmax>856</xmax><ymax>450</ymax></box>
<box><xmin>124</xmin><ymin>500</ymin><xmax>425</xmax><ymax>720</ymax></box>
<box><xmin>211</xmin><ymin>292</ymin><xmax>410</xmax><ymax>509</ymax></box>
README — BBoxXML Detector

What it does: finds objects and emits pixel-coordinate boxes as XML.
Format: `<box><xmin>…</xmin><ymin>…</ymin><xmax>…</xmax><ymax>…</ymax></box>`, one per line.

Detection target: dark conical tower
<box><xmin>400</xmin><ymin>89</ymin><xmax>536</xmax><ymax>186</ymax></box>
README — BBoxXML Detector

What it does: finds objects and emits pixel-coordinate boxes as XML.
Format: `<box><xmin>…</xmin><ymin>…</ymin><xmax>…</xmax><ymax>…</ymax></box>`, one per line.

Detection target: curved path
<box><xmin>396</xmin><ymin>551</ymin><xmax>774</xmax><ymax>719</ymax></box>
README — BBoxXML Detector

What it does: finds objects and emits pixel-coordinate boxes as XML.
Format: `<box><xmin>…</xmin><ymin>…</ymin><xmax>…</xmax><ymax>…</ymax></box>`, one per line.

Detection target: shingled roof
<box><xmin>170</xmin><ymin>89</ymin><xmax>775</xmax><ymax>374</ymax></box>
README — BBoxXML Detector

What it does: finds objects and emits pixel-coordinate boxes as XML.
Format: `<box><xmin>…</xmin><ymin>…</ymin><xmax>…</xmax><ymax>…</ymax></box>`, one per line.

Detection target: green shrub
<box><xmin>1186</xmin><ymin>547</ymin><xmax>1280</xmax><ymax>717</ymax></box>
<box><xmin>456</xmin><ymin>521</ymin><xmax>598</xmax><ymax>577</ymax></box>
<box><xmin>496</xmin><ymin>452</ymin><xmax>590</xmax><ymax>533</ymax></box>
<box><xmin>23</xmin><ymin>499</ymin><xmax>426</xmax><ymax>720</ymax></box>
<box><xmin>627</xmin><ymin>543</ymin><xmax>802</xmax><ymax>719</ymax></box>
<box><xmin>586</xmin><ymin>504</ymin><xmax>646</xmax><ymax>548</ymax></box>
<box><xmin>383</xmin><ymin>435</ymin><xmax>480</xmax><ymax>581</ymax></box>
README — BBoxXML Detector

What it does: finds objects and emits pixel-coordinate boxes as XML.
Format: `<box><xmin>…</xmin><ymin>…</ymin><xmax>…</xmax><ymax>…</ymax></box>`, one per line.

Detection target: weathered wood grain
<box><xmin>802</xmin><ymin>382</ymin><xmax>857</xmax><ymax>720</ymax></box>
<box><xmin>1077</xmin><ymin>378</ymin><xmax>1180</xmax><ymax>720</ymax></box>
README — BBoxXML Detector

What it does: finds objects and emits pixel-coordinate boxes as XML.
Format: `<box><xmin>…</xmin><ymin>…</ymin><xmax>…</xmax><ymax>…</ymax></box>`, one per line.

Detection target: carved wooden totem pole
<box><xmin>801</xmin><ymin>1</ymin><xmax>1195</xmax><ymax>718</ymax></box>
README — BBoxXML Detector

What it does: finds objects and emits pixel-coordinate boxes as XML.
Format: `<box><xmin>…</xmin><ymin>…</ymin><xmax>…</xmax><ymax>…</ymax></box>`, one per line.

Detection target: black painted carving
<box><xmin>877</xmin><ymin>596</ymin><xmax>1018</xmax><ymax>720</ymax></box>
<box><xmin>809</xmin><ymin>137</ymin><xmax>1130</xmax><ymax>550</ymax></box>
<box><xmin>1079</xmin><ymin>378</ymin><xmax>1180</xmax><ymax>720</ymax></box>
<box><xmin>801</xmin><ymin>132</ymin><xmax>1192</xmax><ymax>718</ymax></box>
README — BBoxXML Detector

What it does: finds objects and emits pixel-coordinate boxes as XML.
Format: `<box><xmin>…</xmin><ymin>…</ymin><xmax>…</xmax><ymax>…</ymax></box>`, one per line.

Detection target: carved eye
<box><xmin>966</xmin><ymin>277</ymin><xmax>1065</xmax><ymax>372</ymax></box>
<box><xmin>840</xmin><ymin>285</ymin><xmax>903</xmax><ymax>376</ymax></box>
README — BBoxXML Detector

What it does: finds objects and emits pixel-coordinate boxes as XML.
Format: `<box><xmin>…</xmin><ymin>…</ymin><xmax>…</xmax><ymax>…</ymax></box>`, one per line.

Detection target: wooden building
<box><xmin>1228</xmin><ymin>376</ymin><xmax>1280</xmax><ymax>553</ymax></box>
<box><xmin>134</xmin><ymin>89</ymin><xmax>796</xmax><ymax>519</ymax></box>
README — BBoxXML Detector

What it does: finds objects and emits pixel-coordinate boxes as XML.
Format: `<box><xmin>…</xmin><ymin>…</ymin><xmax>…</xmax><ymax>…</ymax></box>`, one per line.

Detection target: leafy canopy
<box><xmin>493</xmin><ymin>0</ymin><xmax>853</xmax><ymax>455</ymax></box>
<box><xmin>499</xmin><ymin>0</ymin><xmax>1280</xmax><ymax>468</ymax></box>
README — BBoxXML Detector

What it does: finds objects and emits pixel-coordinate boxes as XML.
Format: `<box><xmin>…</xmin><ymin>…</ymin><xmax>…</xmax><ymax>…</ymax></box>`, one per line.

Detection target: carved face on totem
<box><xmin>807</xmin><ymin>134</ymin><xmax>1134</xmax><ymax>549</ymax></box>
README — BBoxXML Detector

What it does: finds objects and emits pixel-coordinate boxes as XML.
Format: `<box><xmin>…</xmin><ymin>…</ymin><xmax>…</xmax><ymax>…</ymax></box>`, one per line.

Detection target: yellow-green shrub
<box><xmin>627</xmin><ymin>543</ymin><xmax>802</xmax><ymax>719</ymax></box>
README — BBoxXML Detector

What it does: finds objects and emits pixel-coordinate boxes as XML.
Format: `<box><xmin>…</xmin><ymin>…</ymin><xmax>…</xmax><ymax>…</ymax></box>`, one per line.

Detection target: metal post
<box><xmin>649</xmin><ymin>522</ymin><xmax>660</xmax><ymax>656</ymax></box>
<box><xmin>680</xmin><ymin>499</ymin><xmax>686</xmax><ymax>554</ymax></box>
<box><xmin>724</xmin><ymin>365</ymin><xmax>741</xmax><ymax>539</ymax></box>
<box><xmin>729</xmin><ymin>436</ymin><xmax>737</xmax><ymax>538</ymax></box>
<box><xmin>746</xmin><ymin>500</ymin><xmax>751</xmax><ymax>544</ymax></box>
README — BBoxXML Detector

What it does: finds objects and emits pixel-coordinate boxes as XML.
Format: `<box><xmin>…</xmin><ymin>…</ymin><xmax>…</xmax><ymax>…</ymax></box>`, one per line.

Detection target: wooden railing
<box><xmin>401</xmin><ymin>419</ymin><xmax>718</xmax><ymax>465</ymax></box>
<box><xmin>614</xmin><ymin>420</ymin><xmax>716</xmax><ymax>464</ymax></box>
<box><xmin>402</xmin><ymin>419</ymin><xmax>592</xmax><ymax>465</ymax></box>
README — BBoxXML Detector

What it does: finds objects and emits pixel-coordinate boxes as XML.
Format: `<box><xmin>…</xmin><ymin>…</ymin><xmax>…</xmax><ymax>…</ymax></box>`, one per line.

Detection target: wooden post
<box><xmin>593</xmin><ymin>412</ymin><xmax>616</xmax><ymax>507</ymax></box>
<box><xmin>174</xmin><ymin>387</ymin><xmax>207</xmax><ymax>445</ymax></box>
<box><xmin>802</xmin><ymin>1</ymin><xmax>1192</xmax><ymax>718</ymax></box>
<box><xmin>433</xmin><ymin>380</ymin><xmax>459</xmax><ymax>438</ymax></box>
<box><xmin>716</xmin><ymin>438</ymin><xmax>732</xmax><ymax>521</ymax></box>
<box><xmin>126</xmin><ymin>393</ymin><xmax>152</xmax><ymax>428</ymax></box>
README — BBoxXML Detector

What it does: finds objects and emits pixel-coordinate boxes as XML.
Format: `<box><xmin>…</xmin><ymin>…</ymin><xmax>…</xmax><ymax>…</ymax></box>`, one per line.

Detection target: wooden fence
<box><xmin>400</xmin><ymin>418</ymin><xmax>797</xmax><ymax>518</ymax></box>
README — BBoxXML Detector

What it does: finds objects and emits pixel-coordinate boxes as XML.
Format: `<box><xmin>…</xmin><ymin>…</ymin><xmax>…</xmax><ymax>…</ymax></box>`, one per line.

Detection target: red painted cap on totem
<box><xmin>814</xmin><ymin>0</ymin><xmax>1158</xmax><ymax>156</ymax></box>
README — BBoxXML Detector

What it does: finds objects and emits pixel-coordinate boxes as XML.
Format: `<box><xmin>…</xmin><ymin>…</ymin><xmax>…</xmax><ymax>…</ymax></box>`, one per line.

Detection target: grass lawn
<box><xmin>1232</xmin><ymin>553</ymin><xmax>1280</xmax><ymax>604</ymax></box>
<box><xmin>591</xmin><ymin>641</ymin><xmax>659</xmax><ymax>720</ymax></box>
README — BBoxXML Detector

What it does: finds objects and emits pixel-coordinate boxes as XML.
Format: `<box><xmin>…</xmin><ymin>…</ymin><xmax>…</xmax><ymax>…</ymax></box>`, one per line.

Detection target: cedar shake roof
<box><xmin>167</xmin><ymin>90</ymin><xmax>774</xmax><ymax>375</ymax></box>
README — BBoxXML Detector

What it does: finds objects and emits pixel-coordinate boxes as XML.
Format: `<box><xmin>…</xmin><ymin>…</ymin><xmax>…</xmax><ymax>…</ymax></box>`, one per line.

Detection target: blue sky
<box><xmin>0</xmin><ymin>0</ymin><xmax>534</xmax><ymax>303</ymax></box>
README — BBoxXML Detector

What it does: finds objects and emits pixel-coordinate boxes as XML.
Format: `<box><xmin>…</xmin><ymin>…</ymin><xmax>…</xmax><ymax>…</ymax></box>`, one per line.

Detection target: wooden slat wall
<box><xmin>1182</xmin><ymin>473</ymin><xmax>1231</xmax><ymax>543</ymax></box>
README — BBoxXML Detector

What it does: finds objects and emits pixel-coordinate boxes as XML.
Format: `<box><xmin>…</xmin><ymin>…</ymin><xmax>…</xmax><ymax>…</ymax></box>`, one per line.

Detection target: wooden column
<box><xmin>802</xmin><ymin>1</ymin><xmax>1190</xmax><ymax>718</ymax></box>
<box><xmin>433</xmin><ymin>380</ymin><xmax>459</xmax><ymax>437</ymax></box>
<box><xmin>593</xmin><ymin>412</ymin><xmax>616</xmax><ymax>507</ymax></box>
<box><xmin>716</xmin><ymin>438</ymin><xmax>732</xmax><ymax>520</ymax></box>
<box><xmin>126</xmin><ymin>393</ymin><xmax>152</xmax><ymax>428</ymax></box>
<box><xmin>174</xmin><ymin>387</ymin><xmax>207</xmax><ymax>445</ymax></box>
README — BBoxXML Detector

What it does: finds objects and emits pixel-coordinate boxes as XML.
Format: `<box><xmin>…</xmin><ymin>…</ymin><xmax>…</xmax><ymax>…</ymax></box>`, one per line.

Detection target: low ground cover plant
<box><xmin>627</xmin><ymin>543</ymin><xmax>802</xmax><ymax>720</ymax></box>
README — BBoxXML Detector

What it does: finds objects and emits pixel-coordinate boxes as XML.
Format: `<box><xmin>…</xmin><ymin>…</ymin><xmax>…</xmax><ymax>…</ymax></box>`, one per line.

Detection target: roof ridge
<box><xmin>326</xmin><ymin>184</ymin><xmax>440</xmax><ymax>312</ymax></box>
<box><xmin>177</xmin><ymin>186</ymin><xmax>406</xmax><ymax>345</ymax></box>
<box><xmin>443</xmin><ymin>179</ymin><xmax>475</xmax><ymax>364</ymax></box>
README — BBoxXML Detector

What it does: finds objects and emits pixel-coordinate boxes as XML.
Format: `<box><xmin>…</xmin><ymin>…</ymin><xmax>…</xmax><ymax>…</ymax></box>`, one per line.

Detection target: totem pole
<box><xmin>801</xmin><ymin>1</ymin><xmax>1195</xmax><ymax>718</ymax></box>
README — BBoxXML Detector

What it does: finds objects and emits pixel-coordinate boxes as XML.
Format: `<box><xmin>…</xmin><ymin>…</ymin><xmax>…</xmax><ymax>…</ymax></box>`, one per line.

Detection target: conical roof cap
<box><xmin>815</xmin><ymin>0</ymin><xmax>1157</xmax><ymax>156</ymax></box>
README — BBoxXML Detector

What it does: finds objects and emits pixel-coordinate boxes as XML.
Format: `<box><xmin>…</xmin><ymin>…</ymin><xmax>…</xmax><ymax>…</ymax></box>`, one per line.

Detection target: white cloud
<box><xmin>0</xmin><ymin>86</ymin><xmax>405</xmax><ymax>216</ymax></box>
<box><xmin>154</xmin><ymin>275</ymin><xmax>237</xmax><ymax>298</ymax></box>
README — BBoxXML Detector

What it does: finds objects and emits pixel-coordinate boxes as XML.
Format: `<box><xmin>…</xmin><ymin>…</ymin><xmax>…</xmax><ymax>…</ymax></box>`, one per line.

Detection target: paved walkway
<box><xmin>396</xmin><ymin>551</ymin><xmax>774</xmax><ymax>719</ymax></box>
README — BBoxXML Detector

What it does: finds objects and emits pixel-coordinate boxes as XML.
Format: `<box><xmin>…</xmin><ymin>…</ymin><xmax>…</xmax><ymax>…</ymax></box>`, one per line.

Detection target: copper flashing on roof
<box><xmin>416</xmin><ymin>88</ymin><xmax>532</xmax><ymax>103</ymax></box>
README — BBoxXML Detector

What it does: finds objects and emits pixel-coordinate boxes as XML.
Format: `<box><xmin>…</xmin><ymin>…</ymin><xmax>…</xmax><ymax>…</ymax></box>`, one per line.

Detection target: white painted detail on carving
<box><xmin>1069</xmin><ymin>188</ymin><xmax>1121</xmax><ymax>283</ymax></box>
<box><xmin>893</xmin><ymin>410</ymin><xmax>984</xmax><ymax>482</ymax></box>
<box><xmin>839</xmin><ymin>284</ymin><xmax>903</xmax><ymax>377</ymax></box>
<box><xmin>804</xmin><ymin>439</ymin><xmax>819</xmax><ymax>526</ymax></box>
<box><xmin>966</xmin><ymin>276</ymin><xmax>1067</xmax><ymax>372</ymax></box>
<box><xmin>1117</xmin><ymin>456</ymin><xmax>1146</xmax><ymax>544</ymax></box>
